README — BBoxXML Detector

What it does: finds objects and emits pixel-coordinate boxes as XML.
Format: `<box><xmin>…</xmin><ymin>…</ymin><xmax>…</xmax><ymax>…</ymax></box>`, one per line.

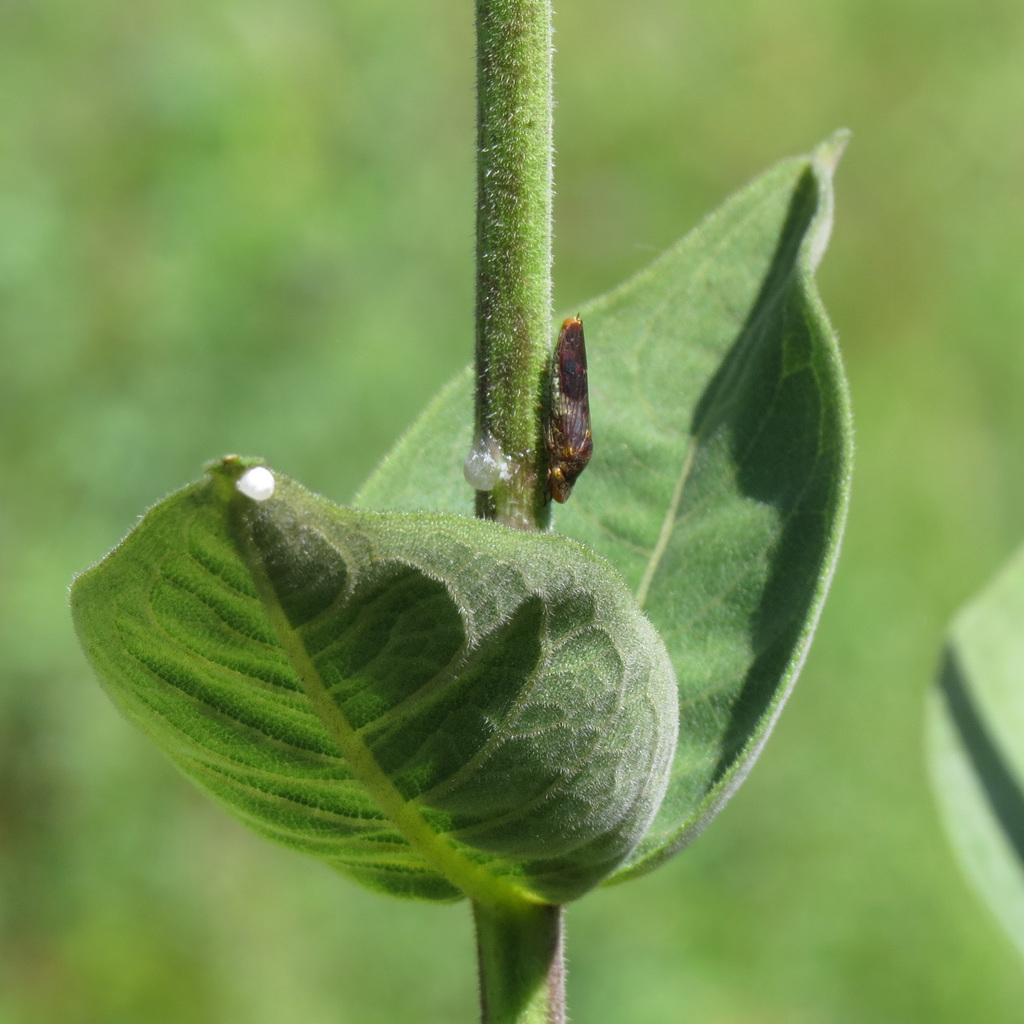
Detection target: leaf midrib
<box><xmin>237</xmin><ymin>519</ymin><xmax>537</xmax><ymax>909</ymax></box>
<box><xmin>635</xmin><ymin>437</ymin><xmax>697</xmax><ymax>609</ymax></box>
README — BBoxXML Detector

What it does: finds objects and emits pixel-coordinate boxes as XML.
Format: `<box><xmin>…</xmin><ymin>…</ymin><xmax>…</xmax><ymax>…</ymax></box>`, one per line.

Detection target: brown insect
<box><xmin>546</xmin><ymin>315</ymin><xmax>593</xmax><ymax>503</ymax></box>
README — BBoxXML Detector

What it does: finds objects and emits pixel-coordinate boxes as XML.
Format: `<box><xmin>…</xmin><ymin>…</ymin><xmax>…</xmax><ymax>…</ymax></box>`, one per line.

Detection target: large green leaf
<box><xmin>356</xmin><ymin>135</ymin><xmax>853</xmax><ymax>880</ymax></box>
<box><xmin>72</xmin><ymin>459</ymin><xmax>678</xmax><ymax>905</ymax></box>
<box><xmin>929</xmin><ymin>543</ymin><xmax>1024</xmax><ymax>958</ymax></box>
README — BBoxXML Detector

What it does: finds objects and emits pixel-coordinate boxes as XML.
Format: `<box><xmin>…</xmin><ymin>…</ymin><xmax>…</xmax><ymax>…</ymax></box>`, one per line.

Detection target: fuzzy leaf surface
<box><xmin>356</xmin><ymin>136</ymin><xmax>853</xmax><ymax>880</ymax></box>
<box><xmin>72</xmin><ymin>460</ymin><xmax>678</xmax><ymax>905</ymax></box>
<box><xmin>929</xmin><ymin>544</ymin><xmax>1024</xmax><ymax>958</ymax></box>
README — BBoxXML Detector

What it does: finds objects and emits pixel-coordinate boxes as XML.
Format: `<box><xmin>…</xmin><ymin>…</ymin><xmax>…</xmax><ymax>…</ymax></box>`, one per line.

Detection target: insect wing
<box><xmin>547</xmin><ymin>317</ymin><xmax>593</xmax><ymax>503</ymax></box>
<box><xmin>555</xmin><ymin>317</ymin><xmax>589</xmax><ymax>405</ymax></box>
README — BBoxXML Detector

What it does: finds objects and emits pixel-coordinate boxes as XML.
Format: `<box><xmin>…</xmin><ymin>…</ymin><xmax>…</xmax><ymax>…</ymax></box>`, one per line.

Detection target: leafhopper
<box><xmin>546</xmin><ymin>316</ymin><xmax>593</xmax><ymax>503</ymax></box>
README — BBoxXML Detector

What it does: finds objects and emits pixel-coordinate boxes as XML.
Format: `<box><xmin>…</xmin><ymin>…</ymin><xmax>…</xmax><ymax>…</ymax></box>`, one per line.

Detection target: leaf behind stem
<box><xmin>357</xmin><ymin>135</ymin><xmax>854</xmax><ymax>878</ymax></box>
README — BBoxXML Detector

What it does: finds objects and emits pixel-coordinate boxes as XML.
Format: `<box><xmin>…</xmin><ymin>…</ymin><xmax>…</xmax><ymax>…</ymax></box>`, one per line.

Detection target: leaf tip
<box><xmin>812</xmin><ymin>128</ymin><xmax>851</xmax><ymax>181</ymax></box>
<box><xmin>204</xmin><ymin>454</ymin><xmax>274</xmax><ymax>503</ymax></box>
<box><xmin>804</xmin><ymin>129</ymin><xmax>850</xmax><ymax>273</ymax></box>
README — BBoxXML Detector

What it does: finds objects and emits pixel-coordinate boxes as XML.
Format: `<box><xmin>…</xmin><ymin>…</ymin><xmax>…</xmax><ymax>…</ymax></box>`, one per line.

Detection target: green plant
<box><xmin>70</xmin><ymin>1</ymin><xmax>852</xmax><ymax>1020</ymax></box>
<box><xmin>929</xmin><ymin>543</ymin><xmax>1024</xmax><ymax>959</ymax></box>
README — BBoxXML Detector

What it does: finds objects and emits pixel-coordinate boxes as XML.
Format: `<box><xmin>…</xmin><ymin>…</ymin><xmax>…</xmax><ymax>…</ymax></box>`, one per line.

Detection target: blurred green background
<box><xmin>3</xmin><ymin>0</ymin><xmax>1024</xmax><ymax>1020</ymax></box>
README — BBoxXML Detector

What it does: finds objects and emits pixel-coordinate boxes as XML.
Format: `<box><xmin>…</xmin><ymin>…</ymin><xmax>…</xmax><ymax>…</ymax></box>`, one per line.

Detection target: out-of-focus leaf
<box><xmin>929</xmin><ymin>543</ymin><xmax>1024</xmax><ymax>957</ymax></box>
<box><xmin>357</xmin><ymin>134</ymin><xmax>853</xmax><ymax>880</ymax></box>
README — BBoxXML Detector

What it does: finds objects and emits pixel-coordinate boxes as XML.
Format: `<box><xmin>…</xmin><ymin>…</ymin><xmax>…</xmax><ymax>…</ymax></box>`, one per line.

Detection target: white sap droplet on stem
<box><xmin>463</xmin><ymin>434</ymin><xmax>508</xmax><ymax>491</ymax></box>
<box><xmin>236</xmin><ymin>466</ymin><xmax>276</xmax><ymax>501</ymax></box>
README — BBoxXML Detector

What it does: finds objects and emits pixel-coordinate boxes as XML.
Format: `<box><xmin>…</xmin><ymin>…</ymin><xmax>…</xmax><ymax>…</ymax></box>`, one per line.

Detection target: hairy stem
<box><xmin>474</xmin><ymin>900</ymin><xmax>565</xmax><ymax>1024</ymax></box>
<box><xmin>471</xmin><ymin>0</ymin><xmax>553</xmax><ymax>531</ymax></box>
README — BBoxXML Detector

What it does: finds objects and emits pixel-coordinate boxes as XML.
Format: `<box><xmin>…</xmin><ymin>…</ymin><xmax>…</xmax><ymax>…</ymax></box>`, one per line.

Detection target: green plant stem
<box><xmin>473</xmin><ymin>0</ymin><xmax>553</xmax><ymax>531</ymax></box>
<box><xmin>474</xmin><ymin>900</ymin><xmax>565</xmax><ymax>1024</ymax></box>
